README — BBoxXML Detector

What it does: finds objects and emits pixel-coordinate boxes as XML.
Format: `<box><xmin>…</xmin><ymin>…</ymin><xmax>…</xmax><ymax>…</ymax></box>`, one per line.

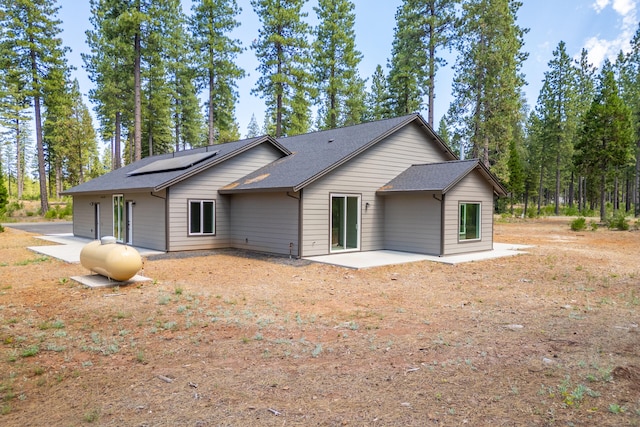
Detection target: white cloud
<box><xmin>583</xmin><ymin>36</ymin><xmax>612</xmax><ymax>67</ymax></box>
<box><xmin>593</xmin><ymin>0</ymin><xmax>610</xmax><ymax>12</ymax></box>
<box><xmin>585</xmin><ymin>0</ymin><xmax>638</xmax><ymax>68</ymax></box>
<box><xmin>612</xmin><ymin>0</ymin><xmax>635</xmax><ymax>15</ymax></box>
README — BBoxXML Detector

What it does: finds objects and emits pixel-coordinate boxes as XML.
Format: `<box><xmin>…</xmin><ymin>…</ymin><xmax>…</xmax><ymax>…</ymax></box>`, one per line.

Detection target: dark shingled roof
<box><xmin>377</xmin><ymin>159</ymin><xmax>507</xmax><ymax>196</ymax></box>
<box><xmin>220</xmin><ymin>113</ymin><xmax>455</xmax><ymax>193</ymax></box>
<box><xmin>61</xmin><ymin>136</ymin><xmax>289</xmax><ymax>195</ymax></box>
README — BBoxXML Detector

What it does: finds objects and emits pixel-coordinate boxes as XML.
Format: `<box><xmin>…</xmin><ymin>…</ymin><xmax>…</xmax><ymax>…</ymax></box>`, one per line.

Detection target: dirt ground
<box><xmin>0</xmin><ymin>216</ymin><xmax>639</xmax><ymax>426</ymax></box>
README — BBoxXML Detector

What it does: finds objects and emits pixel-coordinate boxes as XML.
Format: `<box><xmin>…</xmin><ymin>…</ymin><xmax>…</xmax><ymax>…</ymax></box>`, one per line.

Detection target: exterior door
<box><xmin>330</xmin><ymin>194</ymin><xmax>360</xmax><ymax>252</ymax></box>
<box><xmin>126</xmin><ymin>200</ymin><xmax>134</xmax><ymax>245</ymax></box>
<box><xmin>113</xmin><ymin>195</ymin><xmax>124</xmax><ymax>242</ymax></box>
<box><xmin>94</xmin><ymin>203</ymin><xmax>101</xmax><ymax>239</ymax></box>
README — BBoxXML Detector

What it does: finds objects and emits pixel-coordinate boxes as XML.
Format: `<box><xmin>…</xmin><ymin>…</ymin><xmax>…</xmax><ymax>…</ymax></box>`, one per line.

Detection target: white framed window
<box><xmin>189</xmin><ymin>200</ymin><xmax>215</xmax><ymax>235</ymax></box>
<box><xmin>459</xmin><ymin>202</ymin><xmax>481</xmax><ymax>241</ymax></box>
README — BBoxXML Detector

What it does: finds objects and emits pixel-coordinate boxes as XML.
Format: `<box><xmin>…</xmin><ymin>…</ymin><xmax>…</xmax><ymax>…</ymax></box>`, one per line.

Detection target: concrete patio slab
<box><xmin>304</xmin><ymin>243</ymin><xmax>532</xmax><ymax>269</ymax></box>
<box><xmin>28</xmin><ymin>233</ymin><xmax>164</xmax><ymax>264</ymax></box>
<box><xmin>71</xmin><ymin>274</ymin><xmax>152</xmax><ymax>289</ymax></box>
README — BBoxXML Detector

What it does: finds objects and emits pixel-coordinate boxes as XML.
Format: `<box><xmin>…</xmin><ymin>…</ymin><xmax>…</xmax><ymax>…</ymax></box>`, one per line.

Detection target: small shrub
<box><xmin>83</xmin><ymin>408</ymin><xmax>100</xmax><ymax>423</ymax></box>
<box><xmin>608</xmin><ymin>403</ymin><xmax>624</xmax><ymax>414</ymax></box>
<box><xmin>562</xmin><ymin>206</ymin><xmax>581</xmax><ymax>216</ymax></box>
<box><xmin>606</xmin><ymin>212</ymin><xmax>629</xmax><ymax>230</ymax></box>
<box><xmin>20</xmin><ymin>345</ymin><xmax>39</xmax><ymax>358</ymax></box>
<box><xmin>44</xmin><ymin>208</ymin><xmax>58</xmax><ymax>219</ymax></box>
<box><xmin>58</xmin><ymin>203</ymin><xmax>72</xmax><ymax>218</ymax></box>
<box><xmin>570</xmin><ymin>217</ymin><xmax>586</xmax><ymax>231</ymax></box>
<box><xmin>526</xmin><ymin>207</ymin><xmax>538</xmax><ymax>218</ymax></box>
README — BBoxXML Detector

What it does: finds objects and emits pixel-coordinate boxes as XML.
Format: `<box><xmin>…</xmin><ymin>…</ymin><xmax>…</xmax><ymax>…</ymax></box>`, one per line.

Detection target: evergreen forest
<box><xmin>0</xmin><ymin>0</ymin><xmax>639</xmax><ymax>223</ymax></box>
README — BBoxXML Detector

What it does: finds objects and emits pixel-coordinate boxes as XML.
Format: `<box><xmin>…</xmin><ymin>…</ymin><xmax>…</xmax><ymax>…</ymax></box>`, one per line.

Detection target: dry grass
<box><xmin>0</xmin><ymin>217</ymin><xmax>639</xmax><ymax>426</ymax></box>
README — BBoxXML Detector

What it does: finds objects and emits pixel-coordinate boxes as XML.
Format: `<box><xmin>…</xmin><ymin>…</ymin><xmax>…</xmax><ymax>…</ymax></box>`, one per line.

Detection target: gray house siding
<box><xmin>128</xmin><ymin>192</ymin><xmax>166</xmax><ymax>250</ymax></box>
<box><xmin>71</xmin><ymin>192</ymin><xmax>166</xmax><ymax>250</ymax></box>
<box><xmin>383</xmin><ymin>193</ymin><xmax>441</xmax><ymax>254</ymax></box>
<box><xmin>167</xmin><ymin>144</ymin><xmax>283</xmax><ymax>252</ymax></box>
<box><xmin>72</xmin><ymin>195</ymin><xmax>106</xmax><ymax>240</ymax></box>
<box><xmin>443</xmin><ymin>171</ymin><xmax>494</xmax><ymax>255</ymax></box>
<box><xmin>229</xmin><ymin>192</ymin><xmax>299</xmax><ymax>256</ymax></box>
<box><xmin>301</xmin><ymin>122</ymin><xmax>453</xmax><ymax>257</ymax></box>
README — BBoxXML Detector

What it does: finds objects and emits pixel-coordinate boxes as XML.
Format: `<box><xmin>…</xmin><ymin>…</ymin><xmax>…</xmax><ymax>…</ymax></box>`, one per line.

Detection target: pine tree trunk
<box><xmin>555</xmin><ymin>152</ymin><xmax>560</xmax><ymax>215</ymax></box>
<box><xmin>600</xmin><ymin>172</ymin><xmax>606</xmax><ymax>222</ymax></box>
<box><xmin>16</xmin><ymin>118</ymin><xmax>23</xmax><ymax>199</ymax></box>
<box><xmin>568</xmin><ymin>171</ymin><xmax>574</xmax><ymax>208</ymax></box>
<box><xmin>134</xmin><ymin>29</ymin><xmax>142</xmax><ymax>161</ymax></box>
<box><xmin>537</xmin><ymin>163</ymin><xmax>544</xmax><ymax>214</ymax></box>
<box><xmin>30</xmin><ymin>41</ymin><xmax>48</xmax><ymax>214</ymax></box>
<box><xmin>427</xmin><ymin>3</ymin><xmax>435</xmax><ymax>128</ymax></box>
<box><xmin>55</xmin><ymin>160</ymin><xmax>62</xmax><ymax>198</ymax></box>
<box><xmin>114</xmin><ymin>112</ymin><xmax>121</xmax><ymax>169</ymax></box>
<box><xmin>636</xmin><ymin>139</ymin><xmax>640</xmax><ymax>216</ymax></box>
<box><xmin>276</xmin><ymin>41</ymin><xmax>283</xmax><ymax>138</ymax></box>
<box><xmin>208</xmin><ymin>68</ymin><xmax>215</xmax><ymax>145</ymax></box>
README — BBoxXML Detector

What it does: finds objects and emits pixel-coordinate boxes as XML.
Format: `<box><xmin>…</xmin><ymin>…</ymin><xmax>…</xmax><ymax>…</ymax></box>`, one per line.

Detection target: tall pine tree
<box><xmin>251</xmin><ymin>0</ymin><xmax>313</xmax><ymax>137</ymax></box>
<box><xmin>0</xmin><ymin>67</ymin><xmax>31</xmax><ymax>199</ymax></box>
<box><xmin>620</xmin><ymin>24</ymin><xmax>640</xmax><ymax>215</ymax></box>
<box><xmin>1</xmin><ymin>0</ymin><xmax>70</xmax><ymax>214</ymax></box>
<box><xmin>530</xmin><ymin>41</ymin><xmax>580</xmax><ymax>214</ymax></box>
<box><xmin>364</xmin><ymin>64</ymin><xmax>391</xmax><ymax>121</ymax></box>
<box><xmin>312</xmin><ymin>0</ymin><xmax>365</xmax><ymax>129</ymax></box>
<box><xmin>448</xmin><ymin>0</ymin><xmax>527</xmax><ymax>181</ymax></box>
<box><xmin>575</xmin><ymin>62</ymin><xmax>634</xmax><ymax>222</ymax></box>
<box><xmin>190</xmin><ymin>0</ymin><xmax>244</xmax><ymax>145</ymax></box>
<box><xmin>387</xmin><ymin>0</ymin><xmax>456</xmax><ymax>125</ymax></box>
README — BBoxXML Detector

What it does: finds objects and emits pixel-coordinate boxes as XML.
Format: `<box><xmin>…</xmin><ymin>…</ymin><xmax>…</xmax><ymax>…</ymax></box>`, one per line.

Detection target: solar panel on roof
<box><xmin>127</xmin><ymin>151</ymin><xmax>218</xmax><ymax>176</ymax></box>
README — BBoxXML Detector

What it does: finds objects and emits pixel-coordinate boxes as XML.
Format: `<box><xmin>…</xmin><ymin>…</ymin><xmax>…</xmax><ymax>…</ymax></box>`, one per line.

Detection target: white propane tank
<box><xmin>80</xmin><ymin>236</ymin><xmax>142</xmax><ymax>281</ymax></box>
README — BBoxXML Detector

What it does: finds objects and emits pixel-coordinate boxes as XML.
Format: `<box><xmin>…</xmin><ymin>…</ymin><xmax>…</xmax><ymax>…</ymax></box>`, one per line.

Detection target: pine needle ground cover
<box><xmin>0</xmin><ymin>217</ymin><xmax>638</xmax><ymax>425</ymax></box>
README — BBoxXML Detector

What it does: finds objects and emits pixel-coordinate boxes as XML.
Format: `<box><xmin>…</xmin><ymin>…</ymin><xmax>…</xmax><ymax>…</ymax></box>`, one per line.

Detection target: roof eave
<box><xmin>292</xmin><ymin>115</ymin><xmax>429</xmax><ymax>191</ymax></box>
<box><xmin>155</xmin><ymin>136</ymin><xmax>289</xmax><ymax>192</ymax></box>
<box><xmin>218</xmin><ymin>186</ymin><xmax>295</xmax><ymax>195</ymax></box>
<box><xmin>376</xmin><ymin>189</ymin><xmax>443</xmax><ymax>196</ymax></box>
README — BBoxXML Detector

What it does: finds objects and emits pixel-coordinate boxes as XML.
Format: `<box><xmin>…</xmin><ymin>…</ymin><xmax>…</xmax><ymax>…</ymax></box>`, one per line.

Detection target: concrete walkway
<box><xmin>29</xmin><ymin>233</ymin><xmax>164</xmax><ymax>264</ymax></box>
<box><xmin>27</xmin><ymin>231</ymin><xmax>531</xmax><ymax>269</ymax></box>
<box><xmin>304</xmin><ymin>243</ymin><xmax>532</xmax><ymax>269</ymax></box>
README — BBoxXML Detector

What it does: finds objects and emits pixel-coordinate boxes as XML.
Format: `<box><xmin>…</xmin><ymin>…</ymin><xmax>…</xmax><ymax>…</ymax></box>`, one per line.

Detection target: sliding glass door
<box><xmin>330</xmin><ymin>194</ymin><xmax>360</xmax><ymax>252</ymax></box>
<box><xmin>113</xmin><ymin>195</ymin><xmax>124</xmax><ymax>242</ymax></box>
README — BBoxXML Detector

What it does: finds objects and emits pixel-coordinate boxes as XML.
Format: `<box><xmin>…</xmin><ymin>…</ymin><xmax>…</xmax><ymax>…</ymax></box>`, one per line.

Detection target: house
<box><xmin>62</xmin><ymin>114</ymin><xmax>506</xmax><ymax>258</ymax></box>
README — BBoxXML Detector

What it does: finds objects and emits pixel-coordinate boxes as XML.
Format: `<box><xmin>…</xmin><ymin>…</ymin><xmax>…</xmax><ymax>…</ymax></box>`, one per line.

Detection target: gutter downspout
<box><xmin>298</xmin><ymin>189</ymin><xmax>303</xmax><ymax>258</ymax></box>
<box><xmin>148</xmin><ymin>190</ymin><xmax>168</xmax><ymax>252</ymax></box>
<box><xmin>433</xmin><ymin>193</ymin><xmax>445</xmax><ymax>256</ymax></box>
<box><xmin>286</xmin><ymin>190</ymin><xmax>303</xmax><ymax>259</ymax></box>
<box><xmin>164</xmin><ymin>188</ymin><xmax>169</xmax><ymax>252</ymax></box>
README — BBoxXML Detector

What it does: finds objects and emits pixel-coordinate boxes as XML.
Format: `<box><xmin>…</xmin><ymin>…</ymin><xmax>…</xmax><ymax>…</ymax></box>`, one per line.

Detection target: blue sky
<box><xmin>57</xmin><ymin>0</ymin><xmax>639</xmax><ymax>139</ymax></box>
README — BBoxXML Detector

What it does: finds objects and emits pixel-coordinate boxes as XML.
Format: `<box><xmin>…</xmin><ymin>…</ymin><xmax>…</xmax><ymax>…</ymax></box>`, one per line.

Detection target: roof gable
<box><xmin>62</xmin><ymin>136</ymin><xmax>289</xmax><ymax>195</ymax></box>
<box><xmin>220</xmin><ymin>114</ymin><xmax>455</xmax><ymax>193</ymax></box>
<box><xmin>377</xmin><ymin>159</ymin><xmax>507</xmax><ymax>196</ymax></box>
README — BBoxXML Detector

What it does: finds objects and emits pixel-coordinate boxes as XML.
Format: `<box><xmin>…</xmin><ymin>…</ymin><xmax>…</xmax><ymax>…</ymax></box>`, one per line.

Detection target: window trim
<box><xmin>113</xmin><ymin>194</ymin><xmax>124</xmax><ymax>242</ymax></box>
<box><xmin>188</xmin><ymin>199</ymin><xmax>216</xmax><ymax>236</ymax></box>
<box><xmin>458</xmin><ymin>202</ymin><xmax>481</xmax><ymax>242</ymax></box>
<box><xmin>329</xmin><ymin>193</ymin><xmax>361</xmax><ymax>253</ymax></box>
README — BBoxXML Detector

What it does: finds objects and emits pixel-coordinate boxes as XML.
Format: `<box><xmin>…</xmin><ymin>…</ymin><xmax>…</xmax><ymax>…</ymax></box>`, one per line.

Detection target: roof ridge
<box><xmin>410</xmin><ymin>158</ymin><xmax>479</xmax><ymax>167</ymax></box>
<box><xmin>276</xmin><ymin>113</ymin><xmax>418</xmax><ymax>141</ymax></box>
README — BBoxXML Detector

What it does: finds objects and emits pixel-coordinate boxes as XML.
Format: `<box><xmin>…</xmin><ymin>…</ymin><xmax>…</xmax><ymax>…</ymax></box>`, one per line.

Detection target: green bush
<box><xmin>606</xmin><ymin>212</ymin><xmax>630</xmax><ymax>230</ymax></box>
<box><xmin>59</xmin><ymin>202</ymin><xmax>72</xmax><ymax>218</ymax></box>
<box><xmin>44</xmin><ymin>208</ymin><xmax>58</xmax><ymax>219</ymax></box>
<box><xmin>526</xmin><ymin>207</ymin><xmax>538</xmax><ymax>218</ymax></box>
<box><xmin>570</xmin><ymin>217</ymin><xmax>587</xmax><ymax>231</ymax></box>
<box><xmin>562</xmin><ymin>206</ymin><xmax>581</xmax><ymax>216</ymax></box>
